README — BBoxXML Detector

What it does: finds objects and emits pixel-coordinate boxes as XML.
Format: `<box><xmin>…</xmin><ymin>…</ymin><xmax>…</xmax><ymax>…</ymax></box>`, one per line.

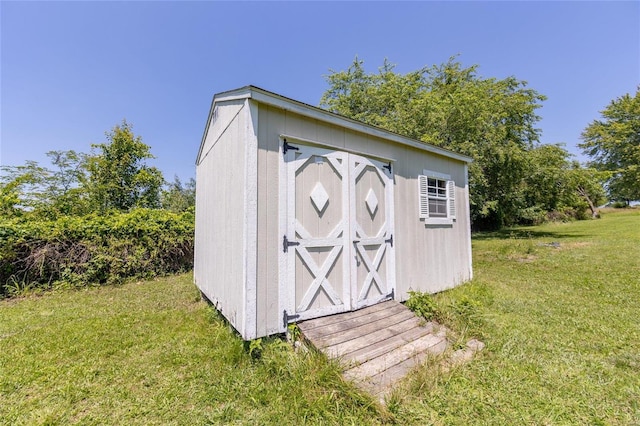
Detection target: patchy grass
<box><xmin>0</xmin><ymin>277</ymin><xmax>380</xmax><ymax>425</ymax></box>
<box><xmin>1</xmin><ymin>209</ymin><xmax>639</xmax><ymax>424</ymax></box>
<box><xmin>395</xmin><ymin>208</ymin><xmax>640</xmax><ymax>424</ymax></box>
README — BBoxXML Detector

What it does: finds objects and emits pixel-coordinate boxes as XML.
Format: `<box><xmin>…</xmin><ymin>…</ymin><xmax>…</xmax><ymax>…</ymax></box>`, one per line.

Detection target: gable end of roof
<box><xmin>197</xmin><ymin>86</ymin><xmax>473</xmax><ymax>165</ymax></box>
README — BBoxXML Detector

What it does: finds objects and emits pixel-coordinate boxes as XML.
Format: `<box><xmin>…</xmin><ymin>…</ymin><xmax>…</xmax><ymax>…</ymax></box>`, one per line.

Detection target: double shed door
<box><xmin>283</xmin><ymin>143</ymin><xmax>396</xmax><ymax>324</ymax></box>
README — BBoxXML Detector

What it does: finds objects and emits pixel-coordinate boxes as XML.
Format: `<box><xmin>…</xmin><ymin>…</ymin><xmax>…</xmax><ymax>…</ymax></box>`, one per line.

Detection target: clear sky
<box><xmin>2</xmin><ymin>1</ymin><xmax>638</xmax><ymax>182</ymax></box>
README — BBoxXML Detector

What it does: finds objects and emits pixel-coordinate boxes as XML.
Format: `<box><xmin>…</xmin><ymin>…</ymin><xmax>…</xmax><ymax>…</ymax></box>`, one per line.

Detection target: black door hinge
<box><xmin>283</xmin><ymin>235</ymin><xmax>300</xmax><ymax>253</ymax></box>
<box><xmin>385</xmin><ymin>234</ymin><xmax>393</xmax><ymax>247</ymax></box>
<box><xmin>283</xmin><ymin>139</ymin><xmax>299</xmax><ymax>156</ymax></box>
<box><xmin>383</xmin><ymin>162</ymin><xmax>392</xmax><ymax>173</ymax></box>
<box><xmin>283</xmin><ymin>310</ymin><xmax>300</xmax><ymax>328</ymax></box>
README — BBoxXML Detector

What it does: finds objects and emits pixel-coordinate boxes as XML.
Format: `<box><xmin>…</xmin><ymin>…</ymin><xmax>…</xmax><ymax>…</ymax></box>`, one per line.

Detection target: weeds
<box><xmin>287</xmin><ymin>323</ymin><xmax>302</xmax><ymax>342</ymax></box>
<box><xmin>247</xmin><ymin>338</ymin><xmax>264</xmax><ymax>360</ymax></box>
<box><xmin>405</xmin><ymin>290</ymin><xmax>438</xmax><ymax>321</ymax></box>
<box><xmin>0</xmin><ymin>209</ymin><xmax>194</xmax><ymax>298</ymax></box>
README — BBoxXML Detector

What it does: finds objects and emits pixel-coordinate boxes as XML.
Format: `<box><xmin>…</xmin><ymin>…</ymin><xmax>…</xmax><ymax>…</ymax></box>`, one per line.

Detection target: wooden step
<box><xmin>311</xmin><ymin>309</ymin><xmax>417</xmax><ymax>349</ymax></box>
<box><xmin>299</xmin><ymin>302</ymin><xmax>408</xmax><ymax>342</ymax></box>
<box><xmin>343</xmin><ymin>332</ymin><xmax>446</xmax><ymax>380</ymax></box>
<box><xmin>297</xmin><ymin>300</ymin><xmax>452</xmax><ymax>399</ymax></box>
<box><xmin>297</xmin><ymin>300</ymin><xmax>397</xmax><ymax>332</ymax></box>
<box><xmin>323</xmin><ymin>316</ymin><xmax>432</xmax><ymax>361</ymax></box>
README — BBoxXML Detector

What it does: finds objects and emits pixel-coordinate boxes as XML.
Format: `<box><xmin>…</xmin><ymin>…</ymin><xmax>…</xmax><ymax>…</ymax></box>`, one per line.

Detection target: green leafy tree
<box><xmin>161</xmin><ymin>176</ymin><xmax>196</xmax><ymax>212</ymax></box>
<box><xmin>42</xmin><ymin>150</ymin><xmax>90</xmax><ymax>216</ymax></box>
<box><xmin>1</xmin><ymin>151</ymin><xmax>92</xmax><ymax>218</ymax></box>
<box><xmin>0</xmin><ymin>161</ymin><xmax>48</xmax><ymax>216</ymax></box>
<box><xmin>523</xmin><ymin>144</ymin><xmax>607</xmax><ymax>221</ymax></box>
<box><xmin>0</xmin><ymin>151</ymin><xmax>88</xmax><ymax>219</ymax></box>
<box><xmin>0</xmin><ymin>171</ymin><xmax>31</xmax><ymax>217</ymax></box>
<box><xmin>521</xmin><ymin>144</ymin><xmax>570</xmax><ymax>221</ymax></box>
<box><xmin>321</xmin><ymin>57</ymin><xmax>546</xmax><ymax>228</ymax></box>
<box><xmin>580</xmin><ymin>88</ymin><xmax>640</xmax><ymax>204</ymax></box>
<box><xmin>1</xmin><ymin>122</ymin><xmax>165</xmax><ymax>217</ymax></box>
<box><xmin>87</xmin><ymin>120</ymin><xmax>164</xmax><ymax>211</ymax></box>
<box><xmin>566</xmin><ymin>163</ymin><xmax>608</xmax><ymax>218</ymax></box>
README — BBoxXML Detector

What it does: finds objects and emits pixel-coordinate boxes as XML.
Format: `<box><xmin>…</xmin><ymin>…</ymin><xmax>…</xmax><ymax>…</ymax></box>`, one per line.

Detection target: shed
<box><xmin>194</xmin><ymin>86</ymin><xmax>473</xmax><ymax>340</ymax></box>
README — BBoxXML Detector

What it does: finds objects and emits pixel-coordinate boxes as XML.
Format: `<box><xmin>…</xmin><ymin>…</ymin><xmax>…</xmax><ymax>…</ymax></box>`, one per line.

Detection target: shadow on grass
<box><xmin>472</xmin><ymin>228</ymin><xmax>587</xmax><ymax>241</ymax></box>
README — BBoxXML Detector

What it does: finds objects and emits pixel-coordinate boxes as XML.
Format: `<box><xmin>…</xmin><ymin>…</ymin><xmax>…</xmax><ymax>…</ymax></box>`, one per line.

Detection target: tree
<box><xmin>1</xmin><ymin>121</ymin><xmax>168</xmax><ymax>218</ymax></box>
<box><xmin>580</xmin><ymin>87</ymin><xmax>640</xmax><ymax>204</ymax></box>
<box><xmin>0</xmin><ymin>170</ymin><xmax>31</xmax><ymax>217</ymax></box>
<box><xmin>522</xmin><ymin>144</ymin><xmax>570</xmax><ymax>218</ymax></box>
<box><xmin>321</xmin><ymin>57</ymin><xmax>547</xmax><ymax>228</ymax></box>
<box><xmin>42</xmin><ymin>150</ymin><xmax>90</xmax><ymax>216</ymax></box>
<box><xmin>161</xmin><ymin>176</ymin><xmax>195</xmax><ymax>212</ymax></box>
<box><xmin>0</xmin><ymin>151</ymin><xmax>90</xmax><ymax>218</ymax></box>
<box><xmin>0</xmin><ymin>161</ymin><xmax>49</xmax><ymax>216</ymax></box>
<box><xmin>566</xmin><ymin>163</ymin><xmax>608</xmax><ymax>218</ymax></box>
<box><xmin>522</xmin><ymin>144</ymin><xmax>606</xmax><ymax>222</ymax></box>
<box><xmin>86</xmin><ymin>120</ymin><xmax>164</xmax><ymax>211</ymax></box>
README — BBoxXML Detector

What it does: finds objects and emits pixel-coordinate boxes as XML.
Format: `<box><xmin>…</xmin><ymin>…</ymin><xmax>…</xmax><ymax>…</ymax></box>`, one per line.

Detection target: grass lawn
<box><xmin>1</xmin><ymin>209</ymin><xmax>639</xmax><ymax>424</ymax></box>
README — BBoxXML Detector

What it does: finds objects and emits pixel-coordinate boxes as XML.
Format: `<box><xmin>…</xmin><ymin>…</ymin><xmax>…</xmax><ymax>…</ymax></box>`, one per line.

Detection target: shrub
<box><xmin>517</xmin><ymin>206</ymin><xmax>548</xmax><ymax>226</ymax></box>
<box><xmin>405</xmin><ymin>290</ymin><xmax>438</xmax><ymax>321</ymax></box>
<box><xmin>546</xmin><ymin>207</ymin><xmax>591</xmax><ymax>222</ymax></box>
<box><xmin>0</xmin><ymin>208</ymin><xmax>194</xmax><ymax>298</ymax></box>
<box><xmin>611</xmin><ymin>201</ymin><xmax>629</xmax><ymax>208</ymax></box>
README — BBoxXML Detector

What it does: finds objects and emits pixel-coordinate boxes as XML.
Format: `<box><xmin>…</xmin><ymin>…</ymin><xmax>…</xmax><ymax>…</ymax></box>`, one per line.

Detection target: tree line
<box><xmin>1</xmin><ymin>58</ymin><xmax>637</xmax><ymax>296</ymax></box>
<box><xmin>3</xmin><ymin>62</ymin><xmax>637</xmax><ymax>228</ymax></box>
<box><xmin>580</xmin><ymin>88</ymin><xmax>640</xmax><ymax>205</ymax></box>
<box><xmin>0</xmin><ymin>121</ymin><xmax>195</xmax><ymax>297</ymax></box>
<box><xmin>1</xmin><ymin>120</ymin><xmax>195</xmax><ymax>219</ymax></box>
<box><xmin>321</xmin><ymin>57</ymin><xmax>638</xmax><ymax>229</ymax></box>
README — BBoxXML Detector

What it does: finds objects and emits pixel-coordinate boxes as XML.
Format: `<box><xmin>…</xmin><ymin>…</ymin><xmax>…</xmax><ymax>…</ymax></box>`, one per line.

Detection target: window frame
<box><xmin>418</xmin><ymin>170</ymin><xmax>456</xmax><ymax>225</ymax></box>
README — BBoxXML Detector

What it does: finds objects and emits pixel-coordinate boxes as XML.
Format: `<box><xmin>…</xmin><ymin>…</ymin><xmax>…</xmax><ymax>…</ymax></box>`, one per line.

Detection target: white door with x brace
<box><xmin>349</xmin><ymin>153</ymin><xmax>396</xmax><ymax>310</ymax></box>
<box><xmin>282</xmin><ymin>142</ymin><xmax>395</xmax><ymax>324</ymax></box>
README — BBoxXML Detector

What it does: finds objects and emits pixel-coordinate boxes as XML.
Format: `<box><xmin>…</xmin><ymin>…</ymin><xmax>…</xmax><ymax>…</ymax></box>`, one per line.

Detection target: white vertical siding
<box><xmin>393</xmin><ymin>149</ymin><xmax>472</xmax><ymax>298</ymax></box>
<box><xmin>243</xmin><ymin>100</ymin><xmax>259</xmax><ymax>339</ymax></box>
<box><xmin>195</xmin><ymin>100</ymin><xmax>248</xmax><ymax>337</ymax></box>
<box><xmin>256</xmin><ymin>105</ymin><xmax>285</xmax><ymax>337</ymax></box>
<box><xmin>254</xmin><ymin>106</ymin><xmax>472</xmax><ymax>337</ymax></box>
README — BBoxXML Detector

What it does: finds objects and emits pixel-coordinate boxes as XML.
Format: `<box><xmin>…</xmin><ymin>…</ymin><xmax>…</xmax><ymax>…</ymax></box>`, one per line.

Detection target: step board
<box><xmin>297</xmin><ymin>300</ymin><xmax>448</xmax><ymax>399</ymax></box>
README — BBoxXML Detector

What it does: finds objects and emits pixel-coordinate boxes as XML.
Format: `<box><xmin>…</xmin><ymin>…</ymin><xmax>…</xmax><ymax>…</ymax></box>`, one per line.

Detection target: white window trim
<box><xmin>419</xmin><ymin>170</ymin><xmax>456</xmax><ymax>225</ymax></box>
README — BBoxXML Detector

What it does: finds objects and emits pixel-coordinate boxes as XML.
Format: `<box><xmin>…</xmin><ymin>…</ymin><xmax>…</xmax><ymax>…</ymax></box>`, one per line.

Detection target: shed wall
<box><xmin>394</xmin><ymin>149</ymin><xmax>472</xmax><ymax>295</ymax></box>
<box><xmin>195</xmin><ymin>99</ymin><xmax>248</xmax><ymax>336</ymax></box>
<box><xmin>255</xmin><ymin>104</ymin><xmax>472</xmax><ymax>337</ymax></box>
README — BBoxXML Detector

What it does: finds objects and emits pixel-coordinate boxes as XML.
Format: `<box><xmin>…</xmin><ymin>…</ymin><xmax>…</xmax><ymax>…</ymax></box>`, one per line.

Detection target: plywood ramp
<box><xmin>297</xmin><ymin>300</ymin><xmax>448</xmax><ymax>399</ymax></box>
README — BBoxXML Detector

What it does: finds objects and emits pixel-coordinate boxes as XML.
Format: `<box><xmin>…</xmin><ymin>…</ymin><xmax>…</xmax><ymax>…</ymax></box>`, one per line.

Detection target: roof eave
<box><xmin>197</xmin><ymin>85</ymin><xmax>474</xmax><ymax>165</ymax></box>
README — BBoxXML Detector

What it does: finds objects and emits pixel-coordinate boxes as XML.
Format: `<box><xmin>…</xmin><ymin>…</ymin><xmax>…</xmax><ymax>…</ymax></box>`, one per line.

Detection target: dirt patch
<box><xmin>508</xmin><ymin>254</ymin><xmax>537</xmax><ymax>263</ymax></box>
<box><xmin>562</xmin><ymin>242</ymin><xmax>592</xmax><ymax>249</ymax></box>
<box><xmin>538</xmin><ymin>241</ymin><xmax>592</xmax><ymax>250</ymax></box>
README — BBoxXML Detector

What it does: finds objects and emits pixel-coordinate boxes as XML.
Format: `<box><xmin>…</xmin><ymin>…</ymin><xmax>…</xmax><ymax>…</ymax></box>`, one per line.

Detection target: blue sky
<box><xmin>2</xmin><ymin>1</ymin><xmax>638</xmax><ymax>182</ymax></box>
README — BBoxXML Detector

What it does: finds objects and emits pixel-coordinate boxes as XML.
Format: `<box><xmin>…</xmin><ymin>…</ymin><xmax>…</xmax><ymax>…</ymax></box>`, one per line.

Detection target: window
<box><xmin>419</xmin><ymin>171</ymin><xmax>456</xmax><ymax>223</ymax></box>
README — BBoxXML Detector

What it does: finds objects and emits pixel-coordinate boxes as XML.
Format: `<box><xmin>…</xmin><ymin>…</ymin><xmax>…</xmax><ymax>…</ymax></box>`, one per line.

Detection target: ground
<box><xmin>1</xmin><ymin>209</ymin><xmax>638</xmax><ymax>424</ymax></box>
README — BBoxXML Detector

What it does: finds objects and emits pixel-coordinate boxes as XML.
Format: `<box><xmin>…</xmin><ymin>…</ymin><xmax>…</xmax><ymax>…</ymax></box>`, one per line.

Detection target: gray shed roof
<box><xmin>198</xmin><ymin>85</ymin><xmax>473</xmax><ymax>164</ymax></box>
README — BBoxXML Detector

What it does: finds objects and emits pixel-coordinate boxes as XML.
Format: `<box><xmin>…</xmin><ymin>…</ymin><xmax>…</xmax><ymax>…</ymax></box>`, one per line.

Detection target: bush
<box><xmin>405</xmin><ymin>290</ymin><xmax>438</xmax><ymax>321</ymax></box>
<box><xmin>0</xmin><ymin>209</ymin><xmax>194</xmax><ymax>298</ymax></box>
<box><xmin>545</xmin><ymin>207</ymin><xmax>591</xmax><ymax>222</ymax></box>
<box><xmin>611</xmin><ymin>201</ymin><xmax>629</xmax><ymax>208</ymax></box>
<box><xmin>517</xmin><ymin>206</ymin><xmax>548</xmax><ymax>226</ymax></box>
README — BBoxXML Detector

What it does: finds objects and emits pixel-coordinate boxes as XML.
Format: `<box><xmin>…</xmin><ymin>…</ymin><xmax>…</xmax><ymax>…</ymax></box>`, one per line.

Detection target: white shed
<box><xmin>195</xmin><ymin>86</ymin><xmax>473</xmax><ymax>340</ymax></box>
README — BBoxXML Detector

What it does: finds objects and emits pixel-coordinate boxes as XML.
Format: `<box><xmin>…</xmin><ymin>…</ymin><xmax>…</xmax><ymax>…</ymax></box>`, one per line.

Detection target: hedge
<box><xmin>0</xmin><ymin>209</ymin><xmax>194</xmax><ymax>298</ymax></box>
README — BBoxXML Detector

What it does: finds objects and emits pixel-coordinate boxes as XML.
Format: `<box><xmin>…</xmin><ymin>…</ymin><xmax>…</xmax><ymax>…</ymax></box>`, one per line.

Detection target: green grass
<box><xmin>1</xmin><ymin>209</ymin><xmax>639</xmax><ymax>424</ymax></box>
<box><xmin>395</xmin><ymin>208</ymin><xmax>640</xmax><ymax>425</ymax></box>
<box><xmin>0</xmin><ymin>278</ymin><xmax>379</xmax><ymax>425</ymax></box>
